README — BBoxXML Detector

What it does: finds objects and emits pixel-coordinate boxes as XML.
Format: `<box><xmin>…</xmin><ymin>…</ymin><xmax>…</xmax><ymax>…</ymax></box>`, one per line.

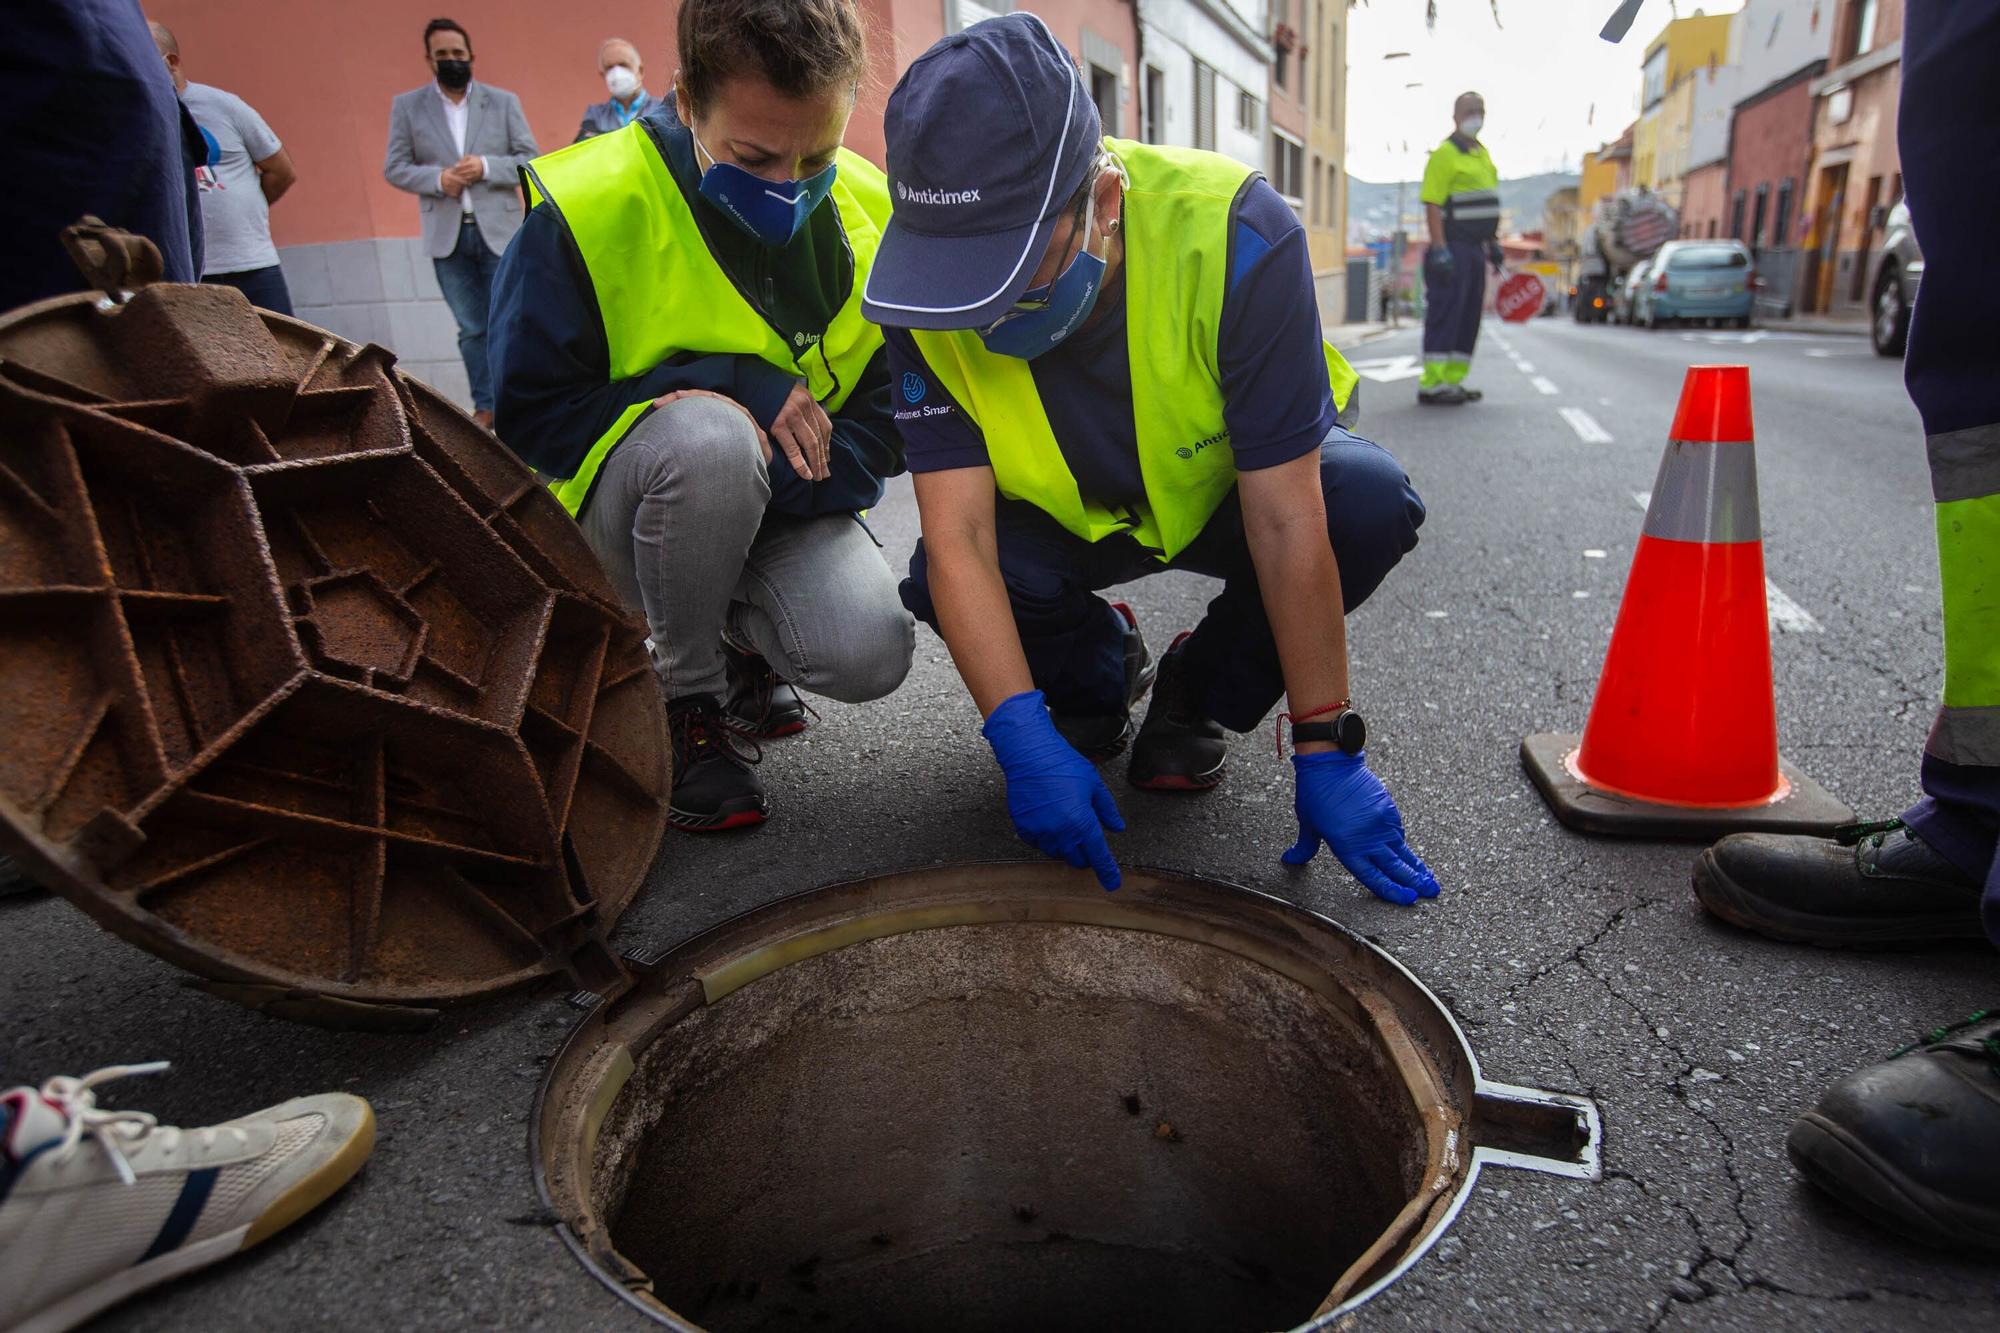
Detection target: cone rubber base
<box><xmin>1520</xmin><ymin>733</ymin><xmax>1854</xmax><ymax>840</ymax></box>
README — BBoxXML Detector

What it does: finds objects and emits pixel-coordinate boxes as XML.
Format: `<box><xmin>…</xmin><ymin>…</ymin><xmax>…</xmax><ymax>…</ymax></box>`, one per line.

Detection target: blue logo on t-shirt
<box><xmin>901</xmin><ymin>372</ymin><xmax>927</xmax><ymax>405</ymax></box>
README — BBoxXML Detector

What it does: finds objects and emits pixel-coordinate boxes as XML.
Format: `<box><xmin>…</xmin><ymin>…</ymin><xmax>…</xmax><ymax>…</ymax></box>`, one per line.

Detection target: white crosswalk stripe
<box><xmin>1560</xmin><ymin>407</ymin><xmax>1613</xmax><ymax>443</ymax></box>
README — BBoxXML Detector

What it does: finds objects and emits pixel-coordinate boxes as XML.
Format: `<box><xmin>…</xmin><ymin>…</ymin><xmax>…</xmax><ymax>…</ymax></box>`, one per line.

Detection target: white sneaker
<box><xmin>0</xmin><ymin>1063</ymin><xmax>374</xmax><ymax>1333</ymax></box>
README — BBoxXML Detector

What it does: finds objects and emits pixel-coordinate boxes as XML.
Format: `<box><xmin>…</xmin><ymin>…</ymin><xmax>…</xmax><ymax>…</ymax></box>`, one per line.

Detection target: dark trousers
<box><xmin>204</xmin><ymin>264</ymin><xmax>293</xmax><ymax>317</ymax></box>
<box><xmin>433</xmin><ymin>217</ymin><xmax>500</xmax><ymax>412</ymax></box>
<box><xmin>1895</xmin><ymin>0</ymin><xmax>2000</xmax><ymax>946</ymax></box>
<box><xmin>1420</xmin><ymin>239</ymin><xmax>1487</xmax><ymax>385</ymax></box>
<box><xmin>901</xmin><ymin>428</ymin><xmax>1426</xmax><ymax>733</ymax></box>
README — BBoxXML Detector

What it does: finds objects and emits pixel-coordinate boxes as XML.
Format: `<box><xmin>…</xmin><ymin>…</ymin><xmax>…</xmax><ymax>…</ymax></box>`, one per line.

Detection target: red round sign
<box><xmin>1496</xmin><ymin>272</ymin><xmax>1546</xmax><ymax>323</ymax></box>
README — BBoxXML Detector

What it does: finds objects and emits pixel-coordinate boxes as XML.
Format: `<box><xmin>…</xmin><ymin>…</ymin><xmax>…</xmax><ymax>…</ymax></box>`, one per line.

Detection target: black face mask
<box><xmin>435</xmin><ymin>59</ymin><xmax>471</xmax><ymax>91</ymax></box>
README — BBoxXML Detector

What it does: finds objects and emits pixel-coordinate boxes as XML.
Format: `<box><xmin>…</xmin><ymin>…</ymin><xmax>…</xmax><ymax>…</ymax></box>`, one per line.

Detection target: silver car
<box><xmin>1870</xmin><ymin>200</ymin><xmax>1923</xmax><ymax>357</ymax></box>
<box><xmin>1613</xmin><ymin>257</ymin><xmax>1654</xmax><ymax>326</ymax></box>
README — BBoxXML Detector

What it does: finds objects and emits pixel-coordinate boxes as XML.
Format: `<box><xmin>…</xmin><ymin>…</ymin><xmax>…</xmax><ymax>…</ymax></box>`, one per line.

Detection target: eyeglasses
<box><xmin>977</xmin><ymin>178</ymin><xmax>1096</xmax><ymax>336</ymax></box>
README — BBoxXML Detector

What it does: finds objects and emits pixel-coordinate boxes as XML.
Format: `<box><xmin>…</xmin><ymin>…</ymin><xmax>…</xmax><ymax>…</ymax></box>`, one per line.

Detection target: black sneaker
<box><xmin>1693</xmin><ymin>818</ymin><xmax>1986</xmax><ymax>948</ymax></box>
<box><xmin>666</xmin><ymin>695</ymin><xmax>769</xmax><ymax>832</ymax></box>
<box><xmin>723</xmin><ymin>642</ymin><xmax>809</xmax><ymax>738</ymax></box>
<box><xmin>1129</xmin><ymin>632</ymin><xmax>1228</xmax><ymax>791</ymax></box>
<box><xmin>1051</xmin><ymin>601</ymin><xmax>1156</xmax><ymax>762</ymax></box>
<box><xmin>1788</xmin><ymin>1008</ymin><xmax>2000</xmax><ymax>1253</ymax></box>
<box><xmin>1416</xmin><ymin>384</ymin><xmax>1468</xmax><ymax>406</ymax></box>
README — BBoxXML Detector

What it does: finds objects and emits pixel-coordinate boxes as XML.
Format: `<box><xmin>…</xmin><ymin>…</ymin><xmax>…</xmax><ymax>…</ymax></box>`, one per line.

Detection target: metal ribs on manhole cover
<box><xmin>0</xmin><ymin>280</ymin><xmax>668</xmax><ymax>1026</ymax></box>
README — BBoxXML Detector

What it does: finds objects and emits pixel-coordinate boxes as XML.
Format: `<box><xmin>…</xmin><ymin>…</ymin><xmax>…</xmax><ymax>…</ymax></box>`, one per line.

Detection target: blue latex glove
<box><xmin>1283</xmin><ymin>750</ymin><xmax>1441</xmax><ymax>905</ymax></box>
<box><xmin>1425</xmin><ymin>247</ymin><xmax>1456</xmax><ymax>282</ymax></box>
<box><xmin>982</xmin><ymin>690</ymin><xmax>1125</xmax><ymax>891</ymax></box>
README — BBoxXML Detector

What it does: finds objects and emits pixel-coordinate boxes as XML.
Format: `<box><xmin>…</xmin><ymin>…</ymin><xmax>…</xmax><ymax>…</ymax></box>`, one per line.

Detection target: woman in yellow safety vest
<box><xmin>862</xmin><ymin>14</ymin><xmax>1439</xmax><ymax>903</ymax></box>
<box><xmin>488</xmin><ymin>0</ymin><xmax>914</xmax><ymax>833</ymax></box>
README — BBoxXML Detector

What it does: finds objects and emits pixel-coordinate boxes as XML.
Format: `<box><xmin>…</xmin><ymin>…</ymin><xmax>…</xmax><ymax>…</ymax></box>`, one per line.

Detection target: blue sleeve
<box><xmin>882</xmin><ymin>328</ymin><xmax>991</xmax><ymax>473</ymax></box>
<box><xmin>765</xmin><ymin>346</ymin><xmax>905</xmax><ymax>516</ymax></box>
<box><xmin>488</xmin><ymin>202</ymin><xmax>801</xmax><ymax>479</ymax></box>
<box><xmin>1218</xmin><ymin>179</ymin><xmax>1337</xmax><ymax>472</ymax></box>
<box><xmin>0</xmin><ymin>0</ymin><xmax>198</xmax><ymax>308</ymax></box>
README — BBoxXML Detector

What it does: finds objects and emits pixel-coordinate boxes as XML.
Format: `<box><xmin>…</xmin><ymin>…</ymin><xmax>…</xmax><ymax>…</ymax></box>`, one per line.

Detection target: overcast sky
<box><xmin>1343</xmin><ymin>0</ymin><xmax>1746</xmax><ymax>182</ymax></box>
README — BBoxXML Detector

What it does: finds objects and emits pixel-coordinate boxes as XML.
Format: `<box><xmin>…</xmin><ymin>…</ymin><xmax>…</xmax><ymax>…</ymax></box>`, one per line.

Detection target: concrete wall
<box><xmin>1687</xmin><ymin>63</ymin><xmax>1739</xmax><ymax>170</ymax></box>
<box><xmin>279</xmin><ymin>237</ymin><xmax>472</xmax><ymax>406</ymax></box>
<box><xmin>1680</xmin><ymin>161</ymin><xmax>1729</xmax><ymax>239</ymax></box>
<box><xmin>1730</xmin><ymin>0</ymin><xmax>1835</xmax><ymax>93</ymax></box>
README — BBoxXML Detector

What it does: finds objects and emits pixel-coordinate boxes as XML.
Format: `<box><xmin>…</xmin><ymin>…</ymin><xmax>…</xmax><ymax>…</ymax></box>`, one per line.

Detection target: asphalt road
<box><xmin>6</xmin><ymin>314</ymin><xmax>1997</xmax><ymax>1331</ymax></box>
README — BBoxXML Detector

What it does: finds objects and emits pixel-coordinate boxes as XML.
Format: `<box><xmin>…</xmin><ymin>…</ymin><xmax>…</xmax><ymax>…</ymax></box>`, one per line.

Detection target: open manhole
<box><xmin>536</xmin><ymin>864</ymin><xmax>1600</xmax><ymax>1331</ymax></box>
<box><xmin>0</xmin><ymin>247</ymin><xmax>668</xmax><ymax>1029</ymax></box>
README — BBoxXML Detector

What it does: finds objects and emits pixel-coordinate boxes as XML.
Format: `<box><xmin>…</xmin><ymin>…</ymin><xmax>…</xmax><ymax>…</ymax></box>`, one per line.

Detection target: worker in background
<box><xmin>576</xmin><ymin>37</ymin><xmax>651</xmax><ymax>141</ymax></box>
<box><xmin>150</xmin><ymin>20</ymin><xmax>300</xmax><ymax>316</ymax></box>
<box><xmin>1690</xmin><ymin>0</ymin><xmax>1999</xmax><ymax>1255</ymax></box>
<box><xmin>863</xmin><ymin>14</ymin><xmax>1436</xmax><ymax>904</ymax></box>
<box><xmin>1417</xmin><ymin>91</ymin><xmax>1504</xmax><ymax>406</ymax></box>
<box><xmin>488</xmin><ymin>0</ymin><xmax>914</xmax><ymax>833</ymax></box>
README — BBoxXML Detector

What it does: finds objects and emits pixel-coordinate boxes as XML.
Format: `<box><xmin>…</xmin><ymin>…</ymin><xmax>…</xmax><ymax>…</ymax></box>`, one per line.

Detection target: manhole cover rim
<box><xmin>530</xmin><ymin>860</ymin><xmax>1602</xmax><ymax>1330</ymax></box>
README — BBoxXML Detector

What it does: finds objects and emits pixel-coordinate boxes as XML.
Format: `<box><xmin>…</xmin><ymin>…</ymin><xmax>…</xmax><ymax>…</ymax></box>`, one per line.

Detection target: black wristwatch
<box><xmin>1291</xmin><ymin>708</ymin><xmax>1366</xmax><ymax>756</ymax></box>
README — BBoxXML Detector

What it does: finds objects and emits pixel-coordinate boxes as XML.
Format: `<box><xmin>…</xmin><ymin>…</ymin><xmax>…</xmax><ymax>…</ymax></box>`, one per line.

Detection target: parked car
<box><xmin>1869</xmin><ymin>199</ymin><xmax>1922</xmax><ymax>357</ymax></box>
<box><xmin>1633</xmin><ymin>240</ymin><xmax>1756</xmax><ymax>329</ymax></box>
<box><xmin>1612</xmin><ymin>257</ymin><xmax>1654</xmax><ymax>325</ymax></box>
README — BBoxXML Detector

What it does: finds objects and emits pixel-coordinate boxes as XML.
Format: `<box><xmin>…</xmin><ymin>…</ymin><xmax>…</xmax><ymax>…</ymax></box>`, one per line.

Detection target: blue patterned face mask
<box><xmin>691</xmin><ymin>128</ymin><xmax>837</xmax><ymax>248</ymax></box>
<box><xmin>975</xmin><ymin>181</ymin><xmax>1106</xmax><ymax>360</ymax></box>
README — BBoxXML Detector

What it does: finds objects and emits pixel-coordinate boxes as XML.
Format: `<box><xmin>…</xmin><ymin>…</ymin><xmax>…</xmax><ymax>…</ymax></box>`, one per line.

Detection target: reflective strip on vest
<box><xmin>521</xmin><ymin>122</ymin><xmax>891</xmax><ymax>515</ymax></box>
<box><xmin>1928</xmin><ymin>422</ymin><xmax>2000</xmax><ymax>767</ymax></box>
<box><xmin>1446</xmin><ymin>189</ymin><xmax>1502</xmax><ymax>222</ymax></box>
<box><xmin>911</xmin><ymin>138</ymin><xmax>1358</xmax><ymax>562</ymax></box>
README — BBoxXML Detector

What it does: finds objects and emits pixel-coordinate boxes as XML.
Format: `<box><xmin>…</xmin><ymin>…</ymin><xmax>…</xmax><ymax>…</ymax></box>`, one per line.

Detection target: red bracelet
<box><xmin>1275</xmin><ymin>698</ymin><xmax>1351</xmax><ymax>756</ymax></box>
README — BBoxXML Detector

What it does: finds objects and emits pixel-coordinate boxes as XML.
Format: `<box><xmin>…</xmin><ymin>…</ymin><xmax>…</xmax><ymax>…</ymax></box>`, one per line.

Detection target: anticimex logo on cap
<box><xmin>897</xmin><ymin>181</ymin><xmax>983</xmax><ymax>205</ymax></box>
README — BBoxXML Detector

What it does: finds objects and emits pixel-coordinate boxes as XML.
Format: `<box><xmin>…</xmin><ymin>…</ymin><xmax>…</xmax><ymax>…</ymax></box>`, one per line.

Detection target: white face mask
<box><xmin>605</xmin><ymin>65</ymin><xmax>641</xmax><ymax>100</ymax></box>
<box><xmin>1457</xmin><ymin>114</ymin><xmax>1483</xmax><ymax>139</ymax></box>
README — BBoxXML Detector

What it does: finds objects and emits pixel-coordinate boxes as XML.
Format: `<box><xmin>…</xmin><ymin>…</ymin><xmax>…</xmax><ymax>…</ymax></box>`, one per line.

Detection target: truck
<box><xmin>1573</xmin><ymin>190</ymin><xmax>1680</xmax><ymax>324</ymax></box>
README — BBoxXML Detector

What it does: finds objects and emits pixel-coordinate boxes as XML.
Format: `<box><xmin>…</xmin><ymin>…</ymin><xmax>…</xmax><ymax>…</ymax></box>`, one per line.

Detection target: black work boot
<box><xmin>1693</xmin><ymin>818</ymin><xmax>1986</xmax><ymax>948</ymax></box>
<box><xmin>723</xmin><ymin>641</ymin><xmax>809</xmax><ymax>738</ymax></box>
<box><xmin>1128</xmin><ymin>633</ymin><xmax>1228</xmax><ymax>791</ymax></box>
<box><xmin>1416</xmin><ymin>383</ymin><xmax>1467</xmax><ymax>406</ymax></box>
<box><xmin>1788</xmin><ymin>1008</ymin><xmax>2000</xmax><ymax>1254</ymax></box>
<box><xmin>666</xmin><ymin>695</ymin><xmax>768</xmax><ymax>831</ymax></box>
<box><xmin>1051</xmin><ymin>601</ymin><xmax>1157</xmax><ymax>762</ymax></box>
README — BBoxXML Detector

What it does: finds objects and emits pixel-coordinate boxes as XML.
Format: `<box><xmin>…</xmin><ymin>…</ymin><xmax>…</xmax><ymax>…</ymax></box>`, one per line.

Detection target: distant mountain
<box><xmin>1346</xmin><ymin>171</ymin><xmax>1580</xmax><ymax>240</ymax></box>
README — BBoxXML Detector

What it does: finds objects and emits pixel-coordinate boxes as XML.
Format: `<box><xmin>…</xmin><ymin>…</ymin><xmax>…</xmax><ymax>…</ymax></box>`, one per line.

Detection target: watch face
<box><xmin>1336</xmin><ymin>710</ymin><xmax>1367</xmax><ymax>754</ymax></box>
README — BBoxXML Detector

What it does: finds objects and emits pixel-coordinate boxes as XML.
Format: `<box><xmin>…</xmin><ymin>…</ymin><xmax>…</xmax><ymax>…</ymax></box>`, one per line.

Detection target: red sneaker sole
<box><xmin>670</xmin><ymin>808</ymin><xmax>769</xmax><ymax>832</ymax></box>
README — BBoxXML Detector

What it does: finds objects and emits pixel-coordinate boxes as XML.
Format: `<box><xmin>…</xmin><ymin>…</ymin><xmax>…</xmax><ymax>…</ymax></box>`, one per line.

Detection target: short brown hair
<box><xmin>676</xmin><ymin>0</ymin><xmax>867</xmax><ymax>110</ymax></box>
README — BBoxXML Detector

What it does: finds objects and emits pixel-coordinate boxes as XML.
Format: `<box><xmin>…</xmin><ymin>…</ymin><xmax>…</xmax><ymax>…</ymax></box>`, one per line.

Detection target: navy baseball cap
<box><xmin>861</xmin><ymin>12</ymin><xmax>1101</xmax><ymax>331</ymax></box>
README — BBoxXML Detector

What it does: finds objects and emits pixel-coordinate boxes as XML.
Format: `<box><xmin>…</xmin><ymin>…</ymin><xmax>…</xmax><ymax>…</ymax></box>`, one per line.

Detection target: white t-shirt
<box><xmin>180</xmin><ymin>83</ymin><xmax>282</xmax><ymax>275</ymax></box>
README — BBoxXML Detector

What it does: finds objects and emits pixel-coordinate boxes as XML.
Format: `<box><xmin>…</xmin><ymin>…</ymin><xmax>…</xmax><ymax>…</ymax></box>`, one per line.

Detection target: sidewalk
<box><xmin>1327</xmin><ymin>320</ymin><xmax>1395</xmax><ymax>352</ymax></box>
<box><xmin>1757</xmin><ymin>313</ymin><xmax>1871</xmax><ymax>336</ymax></box>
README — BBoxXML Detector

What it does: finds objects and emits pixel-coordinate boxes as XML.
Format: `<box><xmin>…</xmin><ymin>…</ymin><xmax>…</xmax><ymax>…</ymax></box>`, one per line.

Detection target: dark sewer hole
<box><xmin>591</xmin><ymin>923</ymin><xmax>1432</xmax><ymax>1333</ymax></box>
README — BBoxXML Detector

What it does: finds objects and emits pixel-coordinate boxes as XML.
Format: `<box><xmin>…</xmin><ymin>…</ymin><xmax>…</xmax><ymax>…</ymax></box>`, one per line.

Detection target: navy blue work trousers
<box><xmin>1421</xmin><ymin>239</ymin><xmax>1488</xmax><ymax>379</ymax></box>
<box><xmin>901</xmin><ymin>427</ymin><xmax>1425</xmax><ymax>733</ymax></box>
<box><xmin>1896</xmin><ymin>0</ymin><xmax>2000</xmax><ymax>947</ymax></box>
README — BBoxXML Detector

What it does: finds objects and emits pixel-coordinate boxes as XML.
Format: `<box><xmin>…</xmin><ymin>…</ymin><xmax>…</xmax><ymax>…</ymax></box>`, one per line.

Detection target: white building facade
<box><xmin>1135</xmin><ymin>0</ymin><xmax>1274</xmax><ymax>172</ymax></box>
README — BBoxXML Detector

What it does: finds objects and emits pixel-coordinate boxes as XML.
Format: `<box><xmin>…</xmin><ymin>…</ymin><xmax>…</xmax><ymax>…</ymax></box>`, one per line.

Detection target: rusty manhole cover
<box><xmin>534</xmin><ymin>864</ymin><xmax>1601</xmax><ymax>1331</ymax></box>
<box><xmin>0</xmin><ymin>280</ymin><xmax>668</xmax><ymax>1027</ymax></box>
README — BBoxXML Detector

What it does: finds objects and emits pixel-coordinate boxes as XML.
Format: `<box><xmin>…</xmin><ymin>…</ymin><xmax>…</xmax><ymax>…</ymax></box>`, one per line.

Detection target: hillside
<box><xmin>1347</xmin><ymin>170</ymin><xmax>1580</xmax><ymax>240</ymax></box>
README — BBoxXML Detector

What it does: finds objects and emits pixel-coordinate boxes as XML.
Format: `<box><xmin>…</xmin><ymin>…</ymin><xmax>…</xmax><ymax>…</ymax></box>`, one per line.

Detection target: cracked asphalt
<box><xmin>6</xmin><ymin>316</ymin><xmax>1998</xmax><ymax>1330</ymax></box>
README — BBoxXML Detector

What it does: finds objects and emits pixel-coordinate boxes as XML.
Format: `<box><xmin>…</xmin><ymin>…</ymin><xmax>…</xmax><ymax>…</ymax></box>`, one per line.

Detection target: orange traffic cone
<box><xmin>1521</xmin><ymin>365</ymin><xmax>1853</xmax><ymax>838</ymax></box>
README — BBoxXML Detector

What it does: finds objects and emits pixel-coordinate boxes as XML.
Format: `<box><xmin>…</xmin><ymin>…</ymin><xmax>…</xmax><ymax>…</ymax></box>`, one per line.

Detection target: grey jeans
<box><xmin>577</xmin><ymin>395</ymin><xmax>914</xmax><ymax>705</ymax></box>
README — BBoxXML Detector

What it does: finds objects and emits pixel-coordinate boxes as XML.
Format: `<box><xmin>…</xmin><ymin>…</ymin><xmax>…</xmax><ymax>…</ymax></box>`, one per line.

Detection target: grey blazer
<box><xmin>384</xmin><ymin>81</ymin><xmax>539</xmax><ymax>259</ymax></box>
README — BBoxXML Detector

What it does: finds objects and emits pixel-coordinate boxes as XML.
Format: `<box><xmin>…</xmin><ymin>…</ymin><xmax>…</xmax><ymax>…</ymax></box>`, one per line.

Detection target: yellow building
<box><xmin>1578</xmin><ymin>147</ymin><xmax>1619</xmax><ymax>218</ymax></box>
<box><xmin>1635</xmin><ymin>10</ymin><xmax>1733</xmax><ymax>198</ymax></box>
<box><xmin>1304</xmin><ymin>0</ymin><xmax>1350</xmax><ymax>280</ymax></box>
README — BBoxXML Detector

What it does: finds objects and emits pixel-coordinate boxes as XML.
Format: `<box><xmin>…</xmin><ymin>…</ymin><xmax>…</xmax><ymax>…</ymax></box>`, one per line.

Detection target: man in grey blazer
<box><xmin>384</xmin><ymin>16</ymin><xmax>537</xmax><ymax>426</ymax></box>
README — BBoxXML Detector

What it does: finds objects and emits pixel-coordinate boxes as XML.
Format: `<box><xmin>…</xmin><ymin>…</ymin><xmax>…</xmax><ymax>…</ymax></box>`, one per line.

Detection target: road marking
<box><xmin>1531</xmin><ymin>376</ymin><xmax>1560</xmax><ymax>395</ymax></box>
<box><xmin>1560</xmin><ymin>407</ymin><xmax>1613</xmax><ymax>443</ymax></box>
<box><xmin>1802</xmin><ymin>347</ymin><xmax>1869</xmax><ymax>358</ymax></box>
<box><xmin>1629</xmin><ymin>491</ymin><xmax>1821</xmax><ymax>633</ymax></box>
<box><xmin>1516</xmin><ymin>361</ymin><xmax>1536</xmax><ymax>373</ymax></box>
<box><xmin>1348</xmin><ymin>354</ymin><xmax>1423</xmax><ymax>383</ymax></box>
